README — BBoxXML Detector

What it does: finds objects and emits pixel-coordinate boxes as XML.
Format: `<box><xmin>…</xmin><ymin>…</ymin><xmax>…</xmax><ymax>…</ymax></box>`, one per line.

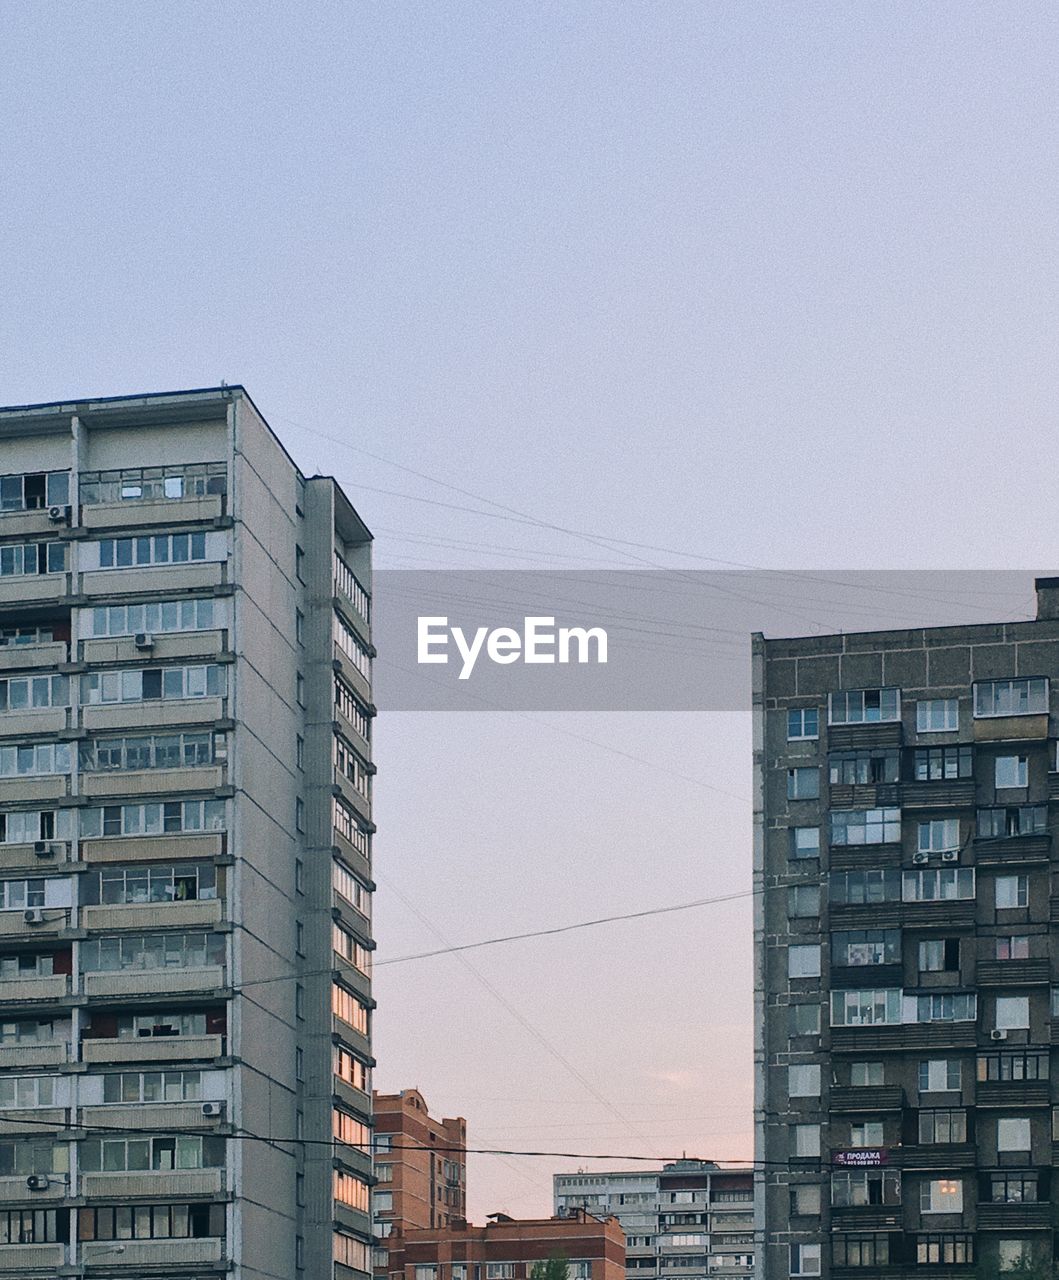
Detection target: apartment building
<box><xmin>0</xmin><ymin>387</ymin><xmax>376</xmax><ymax>1280</ymax></box>
<box><xmin>553</xmin><ymin>1161</ymin><xmax>753</xmax><ymax>1279</ymax></box>
<box><xmin>373</xmin><ymin>1088</ymin><xmax>467</xmax><ymax>1269</ymax></box>
<box><xmin>754</xmin><ymin>579</ymin><xmax>1059</xmax><ymax>1278</ymax></box>
<box><xmin>387</xmin><ymin>1210</ymin><xmax>625</xmax><ymax>1280</ymax></box>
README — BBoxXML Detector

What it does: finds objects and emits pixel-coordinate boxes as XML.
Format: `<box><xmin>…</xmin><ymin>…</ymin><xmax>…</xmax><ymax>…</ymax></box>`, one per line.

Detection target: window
<box><xmin>902</xmin><ymin>868</ymin><xmax>974</xmax><ymax>902</ymax></box>
<box><xmin>831</xmin><ymin>1169</ymin><xmax>901</xmax><ymax>1206</ymax></box>
<box><xmin>334</xmin><ymin>735</ymin><xmax>370</xmax><ymax>798</ymax></box>
<box><xmin>333</xmin><ymin>1108</ymin><xmax>371</xmax><ymax>1151</ymax></box>
<box><xmin>989</xmin><ymin>1172</ymin><xmax>1038</xmax><ymax>1204</ymax></box>
<box><xmin>296</xmin><ymin>673</ymin><xmax>305</xmax><ymax>707</ymax></box>
<box><xmin>78</xmin><ymin>732</ymin><xmax>221</xmax><ymax>773</ymax></box>
<box><xmin>913</xmin><ymin>745</ymin><xmax>973</xmax><ymax>781</ymax></box>
<box><xmin>79</xmin><ymin>463</ymin><xmax>226</xmax><ymax>505</ymax></box>
<box><xmin>830</xmin><ymin>989</ymin><xmax>902</xmax><ymax>1026</ymax></box>
<box><xmin>487</xmin><ymin>1266</ymin><xmax>515</xmax><ymax>1279</ymax></box>
<box><xmin>0</xmin><ymin>675</ymin><xmax>68</xmax><ymax>712</ymax></box>
<box><xmin>295</xmin><ymin>799</ymin><xmax>305</xmax><ymax>833</ymax></box>
<box><xmin>79</xmin><ymin>799</ymin><xmax>225</xmax><ymax>838</ymax></box>
<box><xmin>788</xmin><ymin>885</ymin><xmax>820</xmax><ymax>918</ymax></box>
<box><xmin>85</xmin><ymin>597</ymin><xmax>219</xmax><ymax>638</ymax></box>
<box><xmin>996</xmin><ymin>936</ymin><xmax>1029</xmax><ymax>960</ymax></box>
<box><xmin>920</xmin><ymin>1178</ymin><xmax>963</xmax><ymax>1214</ymax></box>
<box><xmin>832</xmin><ymin>1234</ymin><xmax>890</xmax><ymax>1267</ymax></box>
<box><xmin>0</xmin><ymin>953</ymin><xmax>56</xmax><ymax>981</ymax></box>
<box><xmin>789</xmin><ymin>1004</ymin><xmax>820</xmax><ymax>1037</ymax></box>
<box><xmin>0</xmin><ymin>1019</ymin><xmax>63</xmax><ymax>1045</ymax></box>
<box><xmin>333</xmin><ymin>860</ymin><xmax>370</xmax><ymax>917</ymax></box>
<box><xmin>790</xmin><ymin>1184</ymin><xmax>821</xmax><ymax>1216</ymax></box>
<box><xmin>917</xmin><ymin>699</ymin><xmax>958</xmax><ymax>732</ymax></box>
<box><xmin>95</xmin><ymin>533</ymin><xmax>208</xmax><ymax>570</ymax></box>
<box><xmin>792</xmin><ymin>1124</ymin><xmax>820</xmax><ymax>1157</ymax></box>
<box><xmin>80</xmin><ymin>1134</ymin><xmax>224</xmax><ymax>1172</ymax></box>
<box><xmin>102</xmin><ymin>1071</ymin><xmax>201</xmax><ymax>1103</ymax></box>
<box><xmin>977</xmin><ymin>1050</ymin><xmax>1048</xmax><ymax>1082</ymax></box>
<box><xmin>997</xmin><ymin>1117</ymin><xmax>1031</xmax><ymax>1152</ymax></box>
<box><xmin>333</xmin><ymin>613</ymin><xmax>371</xmax><ymax>679</ymax></box>
<box><xmin>789</xmin><ymin>1245</ymin><xmax>821</xmax><ymax>1277</ymax></box>
<box><xmin>0</xmin><ymin>1076</ymin><xmax>54</xmax><ymax>1108</ymax></box>
<box><xmin>295</xmin><ymin>609</ymin><xmax>304</xmax><ymax>645</ymax></box>
<box><xmin>998</xmin><ymin>1240</ymin><xmax>1031</xmax><ymax>1272</ymax></box>
<box><xmin>995</xmin><ymin>756</ymin><xmax>1028</xmax><ymax>789</ymax></box>
<box><xmin>334</xmin><ymin>679</ymin><xmax>371</xmax><ymax>740</ymax></box>
<box><xmin>919</xmin><ymin>1109</ymin><xmax>966</xmax><ymax>1144</ymax></box>
<box><xmin>331</xmin><ymin>983</ymin><xmax>369</xmax><ymax>1034</ymax></box>
<box><xmin>334</xmin><ymin>1168</ymin><xmax>370</xmax><ymax>1211</ymax></box>
<box><xmin>296</xmin><ymin>735</ymin><xmax>304</xmax><ymax>770</ymax></box>
<box><xmin>788</xmin><ymin>1064</ymin><xmax>821</xmax><ymax>1098</ymax></box>
<box><xmin>830</xmin><ymin>748</ymin><xmax>899</xmax><ymax>784</ymax></box>
<box><xmin>0</xmin><ymin>470</ymin><xmax>69</xmax><ymax>511</ymax></box>
<box><xmin>918</xmin><ymin>818</ymin><xmax>960</xmax><ymax>853</ymax></box>
<box><xmin>913</xmin><ymin>994</ymin><xmax>976</xmax><ymax>1024</ymax></box>
<box><xmin>850</xmin><ymin>1062</ymin><xmax>883</xmax><ymax>1087</ymax></box>
<box><xmin>0</xmin><ymin>1141</ymin><xmax>68</xmax><ymax>1176</ymax></box>
<box><xmin>829</xmin><ymin>688</ymin><xmax>899</xmax><ymax>724</ymax></box>
<box><xmin>788</xmin><ymin>945</ymin><xmax>821</xmax><ymax>979</ymax></box>
<box><xmin>81</xmin><ymin>933</ymin><xmax>225</xmax><ymax>973</ymax></box>
<box><xmin>0</xmin><ymin>808</ymin><xmax>74</xmax><ymax>844</ymax></box>
<box><xmin>830</xmin><ymin>807</ymin><xmax>900</xmax><ymax>845</ymax></box>
<box><xmin>831</xmin><ymin>929</ymin><xmax>900</xmax><ymax>967</ymax></box>
<box><xmin>790</xmin><ymin>827</ymin><xmax>820</xmax><ymax>859</ymax></box>
<box><xmin>920</xmin><ymin>1060</ymin><xmax>961</xmax><ymax>1093</ymax></box>
<box><xmin>918</xmin><ymin>939</ymin><xmax>959</xmax><ymax>974</ymax></box>
<box><xmin>0</xmin><ymin>879</ymin><xmax>46</xmax><ymax>910</ymax></box>
<box><xmin>0</xmin><ymin>1205</ymin><xmax>69</xmax><ymax>1242</ymax></box>
<box><xmin>916</xmin><ymin>1234</ymin><xmax>973</xmax><ymax>1265</ymax></box>
<box><xmin>995</xmin><ymin>996</ymin><xmax>1029</xmax><ymax>1030</ymax></box>
<box><xmin>787</xmin><ymin>708</ymin><xmax>819</xmax><ymax>740</ymax></box>
<box><xmin>995</xmin><ymin>876</ymin><xmax>1028</xmax><ymax>909</ymax></box>
<box><xmin>0</xmin><ymin>543</ymin><xmax>66</xmax><ymax>577</ymax></box>
<box><xmin>0</xmin><ymin>624</ymin><xmax>58</xmax><ymax>649</ymax></box>
<box><xmin>829</xmin><ymin>868</ymin><xmax>901</xmax><ymax>906</ymax></box>
<box><xmin>850</xmin><ymin>1121</ymin><xmax>883</xmax><ymax>1147</ymax></box>
<box><xmin>974</xmin><ymin>678</ymin><xmax>1048</xmax><ymax>718</ymax></box>
<box><xmin>83</xmin><ymin>863</ymin><xmax>217</xmax><ymax>906</ymax></box>
<box><xmin>81</xmin><ymin>665</ymin><xmax>225</xmax><ymax>705</ymax></box>
<box><xmin>787</xmin><ymin>767</ymin><xmax>819</xmax><ymax>800</ymax></box>
<box><xmin>332</xmin><ymin>923</ymin><xmax>371</xmax><ymax>975</ymax></box>
<box><xmin>978</xmin><ymin>805</ymin><xmax>1047</xmax><ymax>838</ymax></box>
<box><xmin>0</xmin><ymin>743</ymin><xmax>71</xmax><ymax>778</ymax></box>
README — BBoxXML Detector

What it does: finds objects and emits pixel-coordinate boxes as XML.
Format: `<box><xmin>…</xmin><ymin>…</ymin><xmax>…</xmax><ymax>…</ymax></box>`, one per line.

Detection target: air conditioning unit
<box><xmin>47</xmin><ymin>505</ymin><xmax>71</xmax><ymax>524</ymax></box>
<box><xmin>912</xmin><ymin>852</ymin><xmax>929</xmax><ymax>865</ymax></box>
<box><xmin>23</xmin><ymin>908</ymin><xmax>44</xmax><ymax>925</ymax></box>
<box><xmin>941</xmin><ymin>850</ymin><xmax>959</xmax><ymax>863</ymax></box>
<box><xmin>134</xmin><ymin>633</ymin><xmax>154</xmax><ymax>650</ymax></box>
<box><xmin>201</xmin><ymin>1101</ymin><xmax>225</xmax><ymax>1118</ymax></box>
<box><xmin>991</xmin><ymin>1029</ymin><xmax>1009</xmax><ymax>1041</ymax></box>
<box><xmin>33</xmin><ymin>841</ymin><xmax>55</xmax><ymax>859</ymax></box>
<box><xmin>25</xmin><ymin>1174</ymin><xmax>49</xmax><ymax>1191</ymax></box>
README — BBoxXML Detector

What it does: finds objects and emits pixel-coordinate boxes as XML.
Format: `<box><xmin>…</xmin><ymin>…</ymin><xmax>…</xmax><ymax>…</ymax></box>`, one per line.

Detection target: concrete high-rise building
<box><xmin>553</xmin><ymin>1161</ymin><xmax>753</xmax><ymax>1279</ymax></box>
<box><xmin>754</xmin><ymin>579</ymin><xmax>1059</xmax><ymax>1279</ymax></box>
<box><xmin>373</xmin><ymin>1088</ymin><xmax>467</xmax><ymax>1273</ymax></box>
<box><xmin>0</xmin><ymin>387</ymin><xmax>376</xmax><ymax>1280</ymax></box>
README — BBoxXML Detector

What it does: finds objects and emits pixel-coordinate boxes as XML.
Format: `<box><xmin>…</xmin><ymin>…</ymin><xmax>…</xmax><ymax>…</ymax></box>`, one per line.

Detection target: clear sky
<box><xmin>2</xmin><ymin>1</ymin><xmax>1057</xmax><ymax>1218</ymax></box>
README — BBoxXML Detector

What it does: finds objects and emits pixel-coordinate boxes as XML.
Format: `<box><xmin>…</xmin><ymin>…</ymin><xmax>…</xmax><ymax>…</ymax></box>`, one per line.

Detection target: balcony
<box><xmin>901</xmin><ymin>779</ymin><xmax>976</xmax><ymax>810</ymax></box>
<box><xmin>0</xmin><ymin>573</ymin><xmax>71</xmax><ymax>609</ymax></box>
<box><xmin>829</xmin><ymin>1085</ymin><xmax>905</xmax><ymax>1112</ymax></box>
<box><xmin>81</xmin><ymin>563</ymin><xmax>224</xmax><ymax>598</ymax></box>
<box><xmin>0</xmin><ymin>707</ymin><xmax>68</xmax><ymax>739</ymax></box>
<box><xmin>80</xmin><ymin>1236</ymin><xmax>225</xmax><ymax>1268</ymax></box>
<box><xmin>0</xmin><ymin>1042</ymin><xmax>67</xmax><ymax>1069</ymax></box>
<box><xmin>975</xmin><ymin>1202</ymin><xmax>1052</xmax><ymax>1230</ymax></box>
<box><xmin>0</xmin><ymin>1108</ymin><xmax>66</xmax><ymax>1134</ymax></box>
<box><xmin>829</xmin><ymin>846</ymin><xmax>903</xmax><ymax>873</ymax></box>
<box><xmin>0</xmin><ymin>641</ymin><xmax>67</xmax><ymax>673</ymax></box>
<box><xmin>0</xmin><ymin>840</ymin><xmax>70</xmax><ymax>873</ymax></box>
<box><xmin>81</xmin><ymin>697</ymin><xmax>224</xmax><ymax>733</ymax></box>
<box><xmin>0</xmin><ymin>909</ymin><xmax>67</xmax><ymax>939</ymax></box>
<box><xmin>79</xmin><ymin>1167</ymin><xmax>224</xmax><ymax>1199</ymax></box>
<box><xmin>0</xmin><ymin>1242</ymin><xmax>65</xmax><ymax>1270</ymax></box>
<box><xmin>80</xmin><ymin>493</ymin><xmax>225</xmax><ymax>531</ymax></box>
<box><xmin>974</xmin><ymin>834</ymin><xmax>1051</xmax><ymax>867</ymax></box>
<box><xmin>81</xmin><ymin>898</ymin><xmax>223</xmax><ymax>932</ymax></box>
<box><xmin>83</xmin><ymin>965</ymin><xmax>225</xmax><ymax>998</ymax></box>
<box><xmin>975</xmin><ymin>959</ymin><xmax>1050</xmax><ymax>986</ymax></box>
<box><xmin>81</xmin><ymin>1101</ymin><xmax>225</xmax><ymax>1132</ymax></box>
<box><xmin>828</xmin><ymin>723</ymin><xmax>902</xmax><ymax>750</ymax></box>
<box><xmin>0</xmin><ymin>974</ymin><xmax>70</xmax><ymax>1003</ymax></box>
<box><xmin>80</xmin><ymin>764</ymin><xmax>225</xmax><ymax>798</ymax></box>
<box><xmin>975</xmin><ymin>1080</ymin><xmax>1050</xmax><ymax>1107</ymax></box>
<box><xmin>893</xmin><ymin>1143</ymin><xmax>976</xmax><ymax>1170</ymax></box>
<box><xmin>829</xmin><ymin>1205</ymin><xmax>901</xmax><ymax>1229</ymax></box>
<box><xmin>973</xmin><ymin>713</ymin><xmax>1048</xmax><ymax>742</ymax></box>
<box><xmin>831</xmin><ymin>1023</ymin><xmax>977</xmax><ymax>1052</ymax></box>
<box><xmin>828</xmin><ymin>782</ymin><xmax>901</xmax><ymax>809</ymax></box>
<box><xmin>0</xmin><ymin>1173</ymin><xmax>65</xmax><ymax>1201</ymax></box>
<box><xmin>82</xmin><ymin>1033</ymin><xmax>224</xmax><ymax>1064</ymax></box>
<box><xmin>81</xmin><ymin>830</ymin><xmax>224</xmax><ymax>864</ymax></box>
<box><xmin>82</xmin><ymin>628</ymin><xmax>227</xmax><ymax>667</ymax></box>
<box><xmin>0</xmin><ymin>775</ymin><xmax>67</xmax><ymax>804</ymax></box>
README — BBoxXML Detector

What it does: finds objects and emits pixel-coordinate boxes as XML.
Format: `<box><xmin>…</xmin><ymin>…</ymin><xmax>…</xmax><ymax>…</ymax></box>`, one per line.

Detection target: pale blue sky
<box><xmin>2</xmin><ymin>1</ymin><xmax>1057</xmax><ymax>1216</ymax></box>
